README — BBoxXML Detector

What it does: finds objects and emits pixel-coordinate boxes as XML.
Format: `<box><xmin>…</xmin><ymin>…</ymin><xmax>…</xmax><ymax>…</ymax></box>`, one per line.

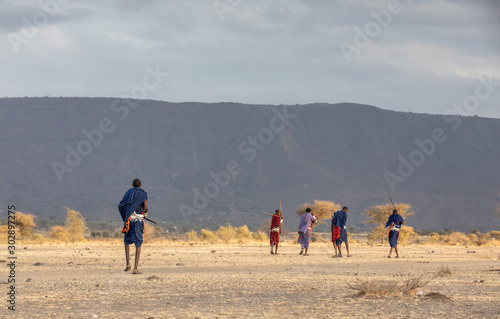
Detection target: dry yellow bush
<box><xmin>252</xmin><ymin>231</ymin><xmax>267</xmax><ymax>241</ymax></box>
<box><xmin>199</xmin><ymin>229</ymin><xmax>217</xmax><ymax>243</ymax></box>
<box><xmin>296</xmin><ymin>200</ymin><xmax>341</xmax><ymax>220</ymax></box>
<box><xmin>186</xmin><ymin>230</ymin><xmax>199</xmax><ymax>241</ymax></box>
<box><xmin>216</xmin><ymin>224</ymin><xmax>236</xmax><ymax>244</ymax></box>
<box><xmin>49</xmin><ymin>225</ymin><xmax>70</xmax><ymax>242</ymax></box>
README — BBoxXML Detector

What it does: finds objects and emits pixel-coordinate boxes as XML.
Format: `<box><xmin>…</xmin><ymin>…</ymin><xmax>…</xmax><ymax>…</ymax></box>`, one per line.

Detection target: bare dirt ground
<box><xmin>2</xmin><ymin>242</ymin><xmax>500</xmax><ymax>318</ymax></box>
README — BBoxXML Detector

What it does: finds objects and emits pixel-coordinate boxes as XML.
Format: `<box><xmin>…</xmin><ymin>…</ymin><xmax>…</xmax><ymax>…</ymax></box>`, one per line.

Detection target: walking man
<box><xmin>332</xmin><ymin>206</ymin><xmax>351</xmax><ymax>257</ymax></box>
<box><xmin>386</xmin><ymin>209</ymin><xmax>404</xmax><ymax>258</ymax></box>
<box><xmin>119</xmin><ymin>178</ymin><xmax>148</xmax><ymax>274</ymax></box>
<box><xmin>298</xmin><ymin>208</ymin><xmax>316</xmax><ymax>255</ymax></box>
<box><xmin>270</xmin><ymin>209</ymin><xmax>283</xmax><ymax>254</ymax></box>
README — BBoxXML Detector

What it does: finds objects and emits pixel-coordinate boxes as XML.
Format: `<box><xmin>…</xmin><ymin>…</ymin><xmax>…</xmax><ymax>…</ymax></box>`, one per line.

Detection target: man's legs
<box><xmin>124</xmin><ymin>244</ymin><xmax>131</xmax><ymax>271</ymax></box>
<box><xmin>333</xmin><ymin>242</ymin><xmax>338</xmax><ymax>256</ymax></box>
<box><xmin>133</xmin><ymin>246</ymin><xmax>142</xmax><ymax>273</ymax></box>
<box><xmin>345</xmin><ymin>242</ymin><xmax>351</xmax><ymax>257</ymax></box>
<box><xmin>337</xmin><ymin>243</ymin><xmax>342</xmax><ymax>257</ymax></box>
<box><xmin>274</xmin><ymin>244</ymin><xmax>279</xmax><ymax>254</ymax></box>
<box><xmin>388</xmin><ymin>247</ymin><xmax>394</xmax><ymax>258</ymax></box>
<box><xmin>270</xmin><ymin>244</ymin><xmax>274</xmax><ymax>254</ymax></box>
<box><xmin>394</xmin><ymin>246</ymin><xmax>399</xmax><ymax>258</ymax></box>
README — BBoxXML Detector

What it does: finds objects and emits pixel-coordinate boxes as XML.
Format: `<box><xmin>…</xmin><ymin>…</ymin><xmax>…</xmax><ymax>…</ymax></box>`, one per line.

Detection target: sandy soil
<box><xmin>1</xmin><ymin>242</ymin><xmax>499</xmax><ymax>318</ymax></box>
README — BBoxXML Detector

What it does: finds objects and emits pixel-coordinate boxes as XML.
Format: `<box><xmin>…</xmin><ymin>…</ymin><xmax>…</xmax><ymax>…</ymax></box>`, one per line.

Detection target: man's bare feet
<box><xmin>124</xmin><ymin>265</ymin><xmax>131</xmax><ymax>271</ymax></box>
<box><xmin>347</xmin><ymin>254</ymin><xmax>352</xmax><ymax>257</ymax></box>
<box><xmin>132</xmin><ymin>269</ymin><xmax>142</xmax><ymax>274</ymax></box>
<box><xmin>395</xmin><ymin>255</ymin><xmax>399</xmax><ymax>258</ymax></box>
<box><xmin>299</xmin><ymin>249</ymin><xmax>304</xmax><ymax>255</ymax></box>
<box><xmin>388</xmin><ymin>256</ymin><xmax>391</xmax><ymax>258</ymax></box>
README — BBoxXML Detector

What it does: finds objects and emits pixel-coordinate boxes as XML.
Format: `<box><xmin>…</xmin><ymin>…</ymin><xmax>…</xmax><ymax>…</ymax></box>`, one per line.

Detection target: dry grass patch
<box><xmin>348</xmin><ymin>273</ymin><xmax>431</xmax><ymax>297</ymax></box>
<box><xmin>436</xmin><ymin>265</ymin><xmax>452</xmax><ymax>277</ymax></box>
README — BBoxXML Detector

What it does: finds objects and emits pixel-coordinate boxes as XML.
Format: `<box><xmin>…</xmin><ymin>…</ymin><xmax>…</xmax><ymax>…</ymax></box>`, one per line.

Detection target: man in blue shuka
<box><xmin>332</xmin><ymin>206</ymin><xmax>351</xmax><ymax>257</ymax></box>
<box><xmin>119</xmin><ymin>178</ymin><xmax>148</xmax><ymax>274</ymax></box>
<box><xmin>386</xmin><ymin>209</ymin><xmax>404</xmax><ymax>258</ymax></box>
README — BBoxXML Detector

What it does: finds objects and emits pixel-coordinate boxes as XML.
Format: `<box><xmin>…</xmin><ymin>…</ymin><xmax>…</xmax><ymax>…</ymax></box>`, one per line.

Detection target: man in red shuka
<box><xmin>270</xmin><ymin>209</ymin><xmax>283</xmax><ymax>254</ymax></box>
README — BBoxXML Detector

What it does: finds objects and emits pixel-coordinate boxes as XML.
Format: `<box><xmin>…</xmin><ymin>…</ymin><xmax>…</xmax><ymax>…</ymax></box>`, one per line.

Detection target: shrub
<box><xmin>216</xmin><ymin>224</ymin><xmax>236</xmax><ymax>244</ymax></box>
<box><xmin>296</xmin><ymin>200</ymin><xmax>341</xmax><ymax>220</ymax></box>
<box><xmin>199</xmin><ymin>229</ymin><xmax>217</xmax><ymax>243</ymax></box>
<box><xmin>252</xmin><ymin>231</ymin><xmax>267</xmax><ymax>241</ymax></box>
<box><xmin>65</xmin><ymin>208</ymin><xmax>87</xmax><ymax>243</ymax></box>
<box><xmin>186</xmin><ymin>230</ymin><xmax>198</xmax><ymax>241</ymax></box>
<box><xmin>49</xmin><ymin>225</ymin><xmax>70</xmax><ymax>242</ymax></box>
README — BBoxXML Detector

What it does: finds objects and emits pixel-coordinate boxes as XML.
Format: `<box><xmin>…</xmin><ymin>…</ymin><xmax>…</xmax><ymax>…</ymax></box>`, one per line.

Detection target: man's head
<box><xmin>306</xmin><ymin>208</ymin><xmax>312</xmax><ymax>213</ymax></box>
<box><xmin>343</xmin><ymin>206</ymin><xmax>348</xmax><ymax>212</ymax></box>
<box><xmin>392</xmin><ymin>209</ymin><xmax>398</xmax><ymax>214</ymax></box>
<box><xmin>275</xmin><ymin>209</ymin><xmax>281</xmax><ymax>216</ymax></box>
<box><xmin>132</xmin><ymin>178</ymin><xmax>141</xmax><ymax>187</ymax></box>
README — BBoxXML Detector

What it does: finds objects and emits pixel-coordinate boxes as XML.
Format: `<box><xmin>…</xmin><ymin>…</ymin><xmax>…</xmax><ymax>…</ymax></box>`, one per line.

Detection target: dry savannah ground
<box><xmin>2</xmin><ymin>242</ymin><xmax>500</xmax><ymax>319</ymax></box>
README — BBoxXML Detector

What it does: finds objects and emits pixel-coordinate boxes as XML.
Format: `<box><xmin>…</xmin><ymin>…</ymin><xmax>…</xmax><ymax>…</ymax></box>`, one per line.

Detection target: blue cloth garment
<box><xmin>119</xmin><ymin>187</ymin><xmax>148</xmax><ymax>247</ymax></box>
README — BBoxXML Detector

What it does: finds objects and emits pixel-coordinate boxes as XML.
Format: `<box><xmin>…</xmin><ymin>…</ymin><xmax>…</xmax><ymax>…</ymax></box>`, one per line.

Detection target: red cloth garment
<box><xmin>332</xmin><ymin>226</ymin><xmax>340</xmax><ymax>243</ymax></box>
<box><xmin>270</xmin><ymin>215</ymin><xmax>281</xmax><ymax>246</ymax></box>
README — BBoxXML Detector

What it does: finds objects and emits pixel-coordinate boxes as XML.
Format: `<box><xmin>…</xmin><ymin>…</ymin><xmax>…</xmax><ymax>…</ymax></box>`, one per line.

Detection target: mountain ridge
<box><xmin>1</xmin><ymin>97</ymin><xmax>499</xmax><ymax>232</ymax></box>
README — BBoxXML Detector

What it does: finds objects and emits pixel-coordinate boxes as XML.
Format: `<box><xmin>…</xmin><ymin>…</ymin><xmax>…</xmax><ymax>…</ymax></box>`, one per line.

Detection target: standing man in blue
<box><xmin>386</xmin><ymin>209</ymin><xmax>404</xmax><ymax>258</ymax></box>
<box><xmin>332</xmin><ymin>206</ymin><xmax>351</xmax><ymax>257</ymax></box>
<box><xmin>298</xmin><ymin>207</ymin><xmax>316</xmax><ymax>255</ymax></box>
<box><xmin>119</xmin><ymin>178</ymin><xmax>148</xmax><ymax>274</ymax></box>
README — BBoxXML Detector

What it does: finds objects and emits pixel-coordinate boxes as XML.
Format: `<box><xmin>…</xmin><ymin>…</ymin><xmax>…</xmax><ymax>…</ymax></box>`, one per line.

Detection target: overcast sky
<box><xmin>1</xmin><ymin>0</ymin><xmax>499</xmax><ymax>118</ymax></box>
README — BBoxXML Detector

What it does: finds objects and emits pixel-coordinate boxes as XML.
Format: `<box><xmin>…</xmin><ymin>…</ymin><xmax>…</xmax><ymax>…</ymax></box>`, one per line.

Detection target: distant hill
<box><xmin>1</xmin><ymin>97</ymin><xmax>499</xmax><ymax>232</ymax></box>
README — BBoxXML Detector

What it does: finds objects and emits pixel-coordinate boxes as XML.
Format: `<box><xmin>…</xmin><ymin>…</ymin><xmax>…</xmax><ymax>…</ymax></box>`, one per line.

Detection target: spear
<box><xmin>144</xmin><ymin>216</ymin><xmax>158</xmax><ymax>225</ymax></box>
<box><xmin>389</xmin><ymin>197</ymin><xmax>396</xmax><ymax>210</ymax></box>
<box><xmin>280</xmin><ymin>202</ymin><xmax>285</xmax><ymax>230</ymax></box>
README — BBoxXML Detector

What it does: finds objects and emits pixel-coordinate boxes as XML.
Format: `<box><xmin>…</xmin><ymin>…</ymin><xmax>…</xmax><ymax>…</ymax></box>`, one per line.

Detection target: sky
<box><xmin>1</xmin><ymin>0</ymin><xmax>499</xmax><ymax>118</ymax></box>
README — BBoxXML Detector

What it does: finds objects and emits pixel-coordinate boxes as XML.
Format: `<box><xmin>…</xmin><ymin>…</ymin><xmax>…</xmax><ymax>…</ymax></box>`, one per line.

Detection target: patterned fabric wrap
<box><xmin>385</xmin><ymin>213</ymin><xmax>404</xmax><ymax>228</ymax></box>
<box><xmin>388</xmin><ymin>230</ymin><xmax>399</xmax><ymax>248</ymax></box>
<box><xmin>270</xmin><ymin>215</ymin><xmax>281</xmax><ymax>246</ymax></box>
<box><xmin>119</xmin><ymin>187</ymin><xmax>148</xmax><ymax>247</ymax></box>
<box><xmin>332</xmin><ymin>226</ymin><xmax>341</xmax><ymax>243</ymax></box>
<box><xmin>124</xmin><ymin>220</ymin><xmax>144</xmax><ymax>248</ymax></box>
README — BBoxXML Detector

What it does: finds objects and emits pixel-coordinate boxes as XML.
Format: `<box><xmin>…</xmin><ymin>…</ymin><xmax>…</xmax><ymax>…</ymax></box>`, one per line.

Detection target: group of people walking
<box><xmin>118</xmin><ymin>179</ymin><xmax>405</xmax><ymax>274</ymax></box>
<box><xmin>270</xmin><ymin>205</ymin><xmax>405</xmax><ymax>258</ymax></box>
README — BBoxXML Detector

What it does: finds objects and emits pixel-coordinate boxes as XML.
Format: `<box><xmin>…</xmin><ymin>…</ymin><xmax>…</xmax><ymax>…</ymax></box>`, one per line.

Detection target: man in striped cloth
<box><xmin>270</xmin><ymin>209</ymin><xmax>283</xmax><ymax>254</ymax></box>
<box><xmin>386</xmin><ymin>209</ymin><xmax>404</xmax><ymax>258</ymax></box>
<box><xmin>119</xmin><ymin>178</ymin><xmax>148</xmax><ymax>274</ymax></box>
<box><xmin>298</xmin><ymin>208</ymin><xmax>316</xmax><ymax>256</ymax></box>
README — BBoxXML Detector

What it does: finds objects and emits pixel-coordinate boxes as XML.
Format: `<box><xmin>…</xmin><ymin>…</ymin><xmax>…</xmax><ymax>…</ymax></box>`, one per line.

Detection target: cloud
<box><xmin>0</xmin><ymin>0</ymin><xmax>499</xmax><ymax>118</ymax></box>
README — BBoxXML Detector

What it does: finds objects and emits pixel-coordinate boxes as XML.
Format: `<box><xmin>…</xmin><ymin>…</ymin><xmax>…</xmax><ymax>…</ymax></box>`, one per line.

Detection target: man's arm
<box><xmin>143</xmin><ymin>199</ymin><xmax>148</xmax><ymax>215</ymax></box>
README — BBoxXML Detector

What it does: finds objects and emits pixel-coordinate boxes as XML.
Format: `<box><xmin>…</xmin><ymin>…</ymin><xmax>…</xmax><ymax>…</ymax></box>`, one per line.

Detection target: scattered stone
<box><xmin>85</xmin><ymin>247</ymin><xmax>91</xmax><ymax>250</ymax></box>
<box><xmin>26</xmin><ymin>278</ymin><xmax>32</xmax><ymax>282</ymax></box>
<box><xmin>34</xmin><ymin>262</ymin><xmax>44</xmax><ymax>266</ymax></box>
<box><xmin>480</xmin><ymin>280</ymin><xmax>485</xmax><ymax>283</ymax></box>
<box><xmin>176</xmin><ymin>263</ymin><xmax>185</xmax><ymax>266</ymax></box>
<box><xmin>416</xmin><ymin>290</ymin><xmax>423</xmax><ymax>296</ymax></box>
<box><xmin>0</xmin><ymin>260</ymin><xmax>6</xmax><ymax>263</ymax></box>
<box><xmin>24</xmin><ymin>247</ymin><xmax>27</xmax><ymax>250</ymax></box>
<box><xmin>147</xmin><ymin>276</ymin><xmax>160</xmax><ymax>281</ymax></box>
